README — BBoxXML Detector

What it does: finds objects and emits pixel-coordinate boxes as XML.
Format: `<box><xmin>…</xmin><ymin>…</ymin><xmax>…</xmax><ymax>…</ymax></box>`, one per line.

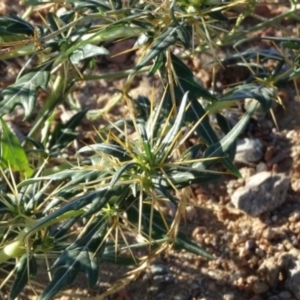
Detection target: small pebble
<box><xmin>191</xmin><ymin>282</ymin><xmax>201</xmax><ymax>290</ymax></box>
<box><xmin>278</xmin><ymin>290</ymin><xmax>293</xmax><ymax>300</ymax></box>
<box><xmin>174</xmin><ymin>293</ymin><xmax>188</xmax><ymax>300</ymax></box>
<box><xmin>185</xmin><ymin>205</ymin><xmax>197</xmax><ymax>221</ymax></box>
<box><xmin>223</xmin><ymin>293</ymin><xmax>235</xmax><ymax>300</ymax></box>
<box><xmin>252</xmin><ymin>281</ymin><xmax>270</xmax><ymax>294</ymax></box>
<box><xmin>148</xmin><ymin>286</ymin><xmax>159</xmax><ymax>293</ymax></box>
<box><xmin>267</xmin><ymin>296</ymin><xmax>280</xmax><ymax>300</ymax></box>
<box><xmin>250</xmin><ymin>296</ymin><xmax>264</xmax><ymax>300</ymax></box>
<box><xmin>256</xmin><ymin>162</ymin><xmax>267</xmax><ymax>173</ymax></box>
<box><xmin>150</xmin><ymin>265</ymin><xmax>168</xmax><ymax>276</ymax></box>
<box><xmin>262</xmin><ymin>228</ymin><xmax>277</xmax><ymax>240</ymax></box>
<box><xmin>255</xmin><ymin>248</ymin><xmax>266</xmax><ymax>258</ymax></box>
<box><xmin>245</xmin><ymin>239</ymin><xmax>257</xmax><ymax>251</ymax></box>
<box><xmin>153</xmin><ymin>275</ymin><xmax>174</xmax><ymax>283</ymax></box>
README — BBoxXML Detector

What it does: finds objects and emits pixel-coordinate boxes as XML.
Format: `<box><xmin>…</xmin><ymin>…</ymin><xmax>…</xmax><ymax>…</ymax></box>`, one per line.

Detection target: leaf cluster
<box><xmin>0</xmin><ymin>0</ymin><xmax>299</xmax><ymax>299</ymax></box>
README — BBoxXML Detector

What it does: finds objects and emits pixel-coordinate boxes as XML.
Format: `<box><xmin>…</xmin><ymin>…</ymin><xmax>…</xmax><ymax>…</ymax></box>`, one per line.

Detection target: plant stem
<box><xmin>26</xmin><ymin>69</ymin><xmax>67</xmax><ymax>141</ymax></box>
<box><xmin>0</xmin><ymin>228</ymin><xmax>29</xmax><ymax>264</ymax></box>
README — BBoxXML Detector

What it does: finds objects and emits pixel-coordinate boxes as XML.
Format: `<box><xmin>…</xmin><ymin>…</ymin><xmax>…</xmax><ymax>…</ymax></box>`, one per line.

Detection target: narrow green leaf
<box><xmin>167</xmin><ymin>53</ymin><xmax>238</xmax><ymax>175</ymax></box>
<box><xmin>171</xmin><ymin>53</ymin><xmax>217</xmax><ymax>101</ymax></box>
<box><xmin>78</xmin><ymin>143</ymin><xmax>131</xmax><ymax>161</ymax></box>
<box><xmin>148</xmin><ymin>53</ymin><xmax>165</xmax><ymax>76</ymax></box>
<box><xmin>0</xmin><ymin>119</ymin><xmax>33</xmax><ymax>177</ymax></box>
<box><xmin>56</xmin><ymin>25</ymin><xmax>146</xmax><ymax>64</ymax></box>
<box><xmin>216</xmin><ymin>113</ymin><xmax>236</xmax><ymax>162</ymax></box>
<box><xmin>155</xmin><ymin>184</ymin><xmax>178</xmax><ymax>207</ymax></box>
<box><xmin>156</xmin><ymin>92</ymin><xmax>189</xmax><ymax>160</ymax></box>
<box><xmin>40</xmin><ymin>218</ymin><xmax>107</xmax><ymax>300</ymax></box>
<box><xmin>193</xmin><ymin>100</ymin><xmax>259</xmax><ymax>170</ymax></box>
<box><xmin>25</xmin><ymin>188</ymin><xmax>110</xmax><ymax>238</ymax></box>
<box><xmin>132</xmin><ymin>25</ymin><xmax>179</xmax><ymax>74</ymax></box>
<box><xmin>110</xmin><ymin>162</ymin><xmax>139</xmax><ymax>188</ymax></box>
<box><xmin>102</xmin><ymin>253</ymin><xmax>137</xmax><ymax>266</ymax></box>
<box><xmin>0</xmin><ymin>15</ymin><xmax>34</xmax><ymax>36</ymax></box>
<box><xmin>70</xmin><ymin>44</ymin><xmax>109</xmax><ymax>64</ymax></box>
<box><xmin>137</xmin><ymin>124</ymin><xmax>148</xmax><ymax>142</ymax></box>
<box><xmin>174</xmin><ymin>232</ymin><xmax>213</xmax><ymax>259</ymax></box>
<box><xmin>84</xmin><ymin>185</ymin><xmax>128</xmax><ymax>217</ymax></box>
<box><xmin>152</xmin><ymin>169</ymin><xmax>221</xmax><ymax>189</ymax></box>
<box><xmin>261</xmin><ymin>36</ymin><xmax>300</xmax><ymax>50</ymax></box>
<box><xmin>0</xmin><ymin>62</ymin><xmax>52</xmax><ymax>119</ymax></box>
<box><xmin>49</xmin><ymin>109</ymin><xmax>88</xmax><ymax>155</ymax></box>
<box><xmin>18</xmin><ymin>169</ymin><xmax>104</xmax><ymax>189</ymax></box>
<box><xmin>208</xmin><ymin>11</ymin><xmax>228</xmax><ymax>21</ymax></box>
<box><xmin>9</xmin><ymin>254</ymin><xmax>37</xmax><ymax>300</ymax></box>
<box><xmin>220</xmin><ymin>84</ymin><xmax>275</xmax><ymax>112</ymax></box>
<box><xmin>135</xmin><ymin>95</ymin><xmax>151</xmax><ymax>121</ymax></box>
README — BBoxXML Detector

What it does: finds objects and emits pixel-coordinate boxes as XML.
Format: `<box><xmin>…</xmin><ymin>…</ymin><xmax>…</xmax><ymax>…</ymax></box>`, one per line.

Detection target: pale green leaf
<box><xmin>70</xmin><ymin>44</ymin><xmax>109</xmax><ymax>64</ymax></box>
<box><xmin>0</xmin><ymin>118</ymin><xmax>33</xmax><ymax>177</ymax></box>
<box><xmin>0</xmin><ymin>62</ymin><xmax>52</xmax><ymax>119</ymax></box>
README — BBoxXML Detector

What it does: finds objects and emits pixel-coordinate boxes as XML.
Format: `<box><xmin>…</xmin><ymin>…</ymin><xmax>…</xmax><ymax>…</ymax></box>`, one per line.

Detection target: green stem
<box><xmin>0</xmin><ymin>228</ymin><xmax>29</xmax><ymax>264</ymax></box>
<box><xmin>26</xmin><ymin>69</ymin><xmax>66</xmax><ymax>141</ymax></box>
<box><xmin>79</xmin><ymin>66</ymin><xmax>151</xmax><ymax>82</ymax></box>
<box><xmin>224</xmin><ymin>8</ymin><xmax>300</xmax><ymax>44</ymax></box>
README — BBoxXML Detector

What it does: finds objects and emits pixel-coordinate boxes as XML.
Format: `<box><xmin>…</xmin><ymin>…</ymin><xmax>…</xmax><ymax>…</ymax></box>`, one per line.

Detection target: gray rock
<box><xmin>267</xmin><ymin>296</ymin><xmax>280</xmax><ymax>300</ymax></box>
<box><xmin>278</xmin><ymin>290</ymin><xmax>293</xmax><ymax>300</ymax></box>
<box><xmin>153</xmin><ymin>275</ymin><xmax>174</xmax><ymax>283</ymax></box>
<box><xmin>252</xmin><ymin>281</ymin><xmax>270</xmax><ymax>294</ymax></box>
<box><xmin>280</xmin><ymin>252</ymin><xmax>300</xmax><ymax>299</ymax></box>
<box><xmin>231</xmin><ymin>171</ymin><xmax>289</xmax><ymax>216</ymax></box>
<box><xmin>234</xmin><ymin>138</ymin><xmax>264</xmax><ymax>164</ymax></box>
<box><xmin>150</xmin><ymin>264</ymin><xmax>168</xmax><ymax>276</ymax></box>
<box><xmin>191</xmin><ymin>282</ymin><xmax>201</xmax><ymax>290</ymax></box>
<box><xmin>174</xmin><ymin>293</ymin><xmax>189</xmax><ymax>300</ymax></box>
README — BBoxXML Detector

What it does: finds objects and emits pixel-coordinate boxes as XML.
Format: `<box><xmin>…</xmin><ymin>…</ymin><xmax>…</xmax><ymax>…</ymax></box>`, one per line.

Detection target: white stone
<box><xmin>280</xmin><ymin>251</ymin><xmax>300</xmax><ymax>299</ymax></box>
<box><xmin>234</xmin><ymin>138</ymin><xmax>264</xmax><ymax>164</ymax></box>
<box><xmin>231</xmin><ymin>171</ymin><xmax>289</xmax><ymax>216</ymax></box>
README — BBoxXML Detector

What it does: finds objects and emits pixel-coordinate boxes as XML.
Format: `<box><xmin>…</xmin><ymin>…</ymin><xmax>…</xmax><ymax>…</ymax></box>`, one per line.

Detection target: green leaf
<box><xmin>220</xmin><ymin>84</ymin><xmax>275</xmax><ymax>112</ymax></box>
<box><xmin>0</xmin><ymin>15</ymin><xmax>34</xmax><ymax>36</ymax></box>
<box><xmin>84</xmin><ymin>184</ymin><xmax>128</xmax><ymax>217</ymax></box>
<box><xmin>132</xmin><ymin>25</ymin><xmax>179</xmax><ymax>74</ymax></box>
<box><xmin>102</xmin><ymin>252</ymin><xmax>137</xmax><ymax>266</ymax></box>
<box><xmin>156</xmin><ymin>92</ymin><xmax>189</xmax><ymax>160</ymax></box>
<box><xmin>70</xmin><ymin>44</ymin><xmax>109</xmax><ymax>64</ymax></box>
<box><xmin>164</xmin><ymin>53</ymin><xmax>238</xmax><ymax>175</ymax></box>
<box><xmin>208</xmin><ymin>11</ymin><xmax>228</xmax><ymax>21</ymax></box>
<box><xmin>152</xmin><ymin>169</ymin><xmax>221</xmax><ymax>189</ymax></box>
<box><xmin>174</xmin><ymin>232</ymin><xmax>213</xmax><ymax>259</ymax></box>
<box><xmin>149</xmin><ymin>53</ymin><xmax>165</xmax><ymax>76</ymax></box>
<box><xmin>55</xmin><ymin>24</ymin><xmax>146</xmax><ymax>65</ymax></box>
<box><xmin>78</xmin><ymin>143</ymin><xmax>131</xmax><ymax>161</ymax></box>
<box><xmin>216</xmin><ymin>113</ymin><xmax>236</xmax><ymax>162</ymax></box>
<box><xmin>110</xmin><ymin>161</ymin><xmax>140</xmax><ymax>188</ymax></box>
<box><xmin>127</xmin><ymin>201</ymin><xmax>212</xmax><ymax>259</ymax></box>
<box><xmin>260</xmin><ymin>36</ymin><xmax>300</xmax><ymax>50</ymax></box>
<box><xmin>193</xmin><ymin>100</ymin><xmax>259</xmax><ymax>170</ymax></box>
<box><xmin>135</xmin><ymin>95</ymin><xmax>151</xmax><ymax>121</ymax></box>
<box><xmin>25</xmin><ymin>187</ymin><xmax>110</xmax><ymax>238</ymax></box>
<box><xmin>0</xmin><ymin>62</ymin><xmax>52</xmax><ymax>120</ymax></box>
<box><xmin>9</xmin><ymin>254</ymin><xmax>37</xmax><ymax>300</ymax></box>
<box><xmin>18</xmin><ymin>169</ymin><xmax>104</xmax><ymax>189</ymax></box>
<box><xmin>170</xmin><ymin>53</ymin><xmax>216</xmax><ymax>101</ymax></box>
<box><xmin>40</xmin><ymin>217</ymin><xmax>107</xmax><ymax>300</ymax></box>
<box><xmin>49</xmin><ymin>109</ymin><xmax>88</xmax><ymax>155</ymax></box>
<box><xmin>0</xmin><ymin>119</ymin><xmax>33</xmax><ymax>177</ymax></box>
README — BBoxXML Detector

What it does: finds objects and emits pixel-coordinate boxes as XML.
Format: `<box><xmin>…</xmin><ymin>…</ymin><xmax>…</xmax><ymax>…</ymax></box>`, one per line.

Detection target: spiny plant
<box><xmin>0</xmin><ymin>0</ymin><xmax>299</xmax><ymax>299</ymax></box>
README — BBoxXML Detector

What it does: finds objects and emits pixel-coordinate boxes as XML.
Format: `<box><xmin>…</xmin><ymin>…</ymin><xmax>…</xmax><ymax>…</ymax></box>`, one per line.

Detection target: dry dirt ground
<box><xmin>1</xmin><ymin>1</ymin><xmax>300</xmax><ymax>300</ymax></box>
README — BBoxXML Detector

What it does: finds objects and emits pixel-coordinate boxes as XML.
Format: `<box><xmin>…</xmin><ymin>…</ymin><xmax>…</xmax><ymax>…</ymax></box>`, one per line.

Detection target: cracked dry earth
<box><xmin>1</xmin><ymin>1</ymin><xmax>300</xmax><ymax>300</ymax></box>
